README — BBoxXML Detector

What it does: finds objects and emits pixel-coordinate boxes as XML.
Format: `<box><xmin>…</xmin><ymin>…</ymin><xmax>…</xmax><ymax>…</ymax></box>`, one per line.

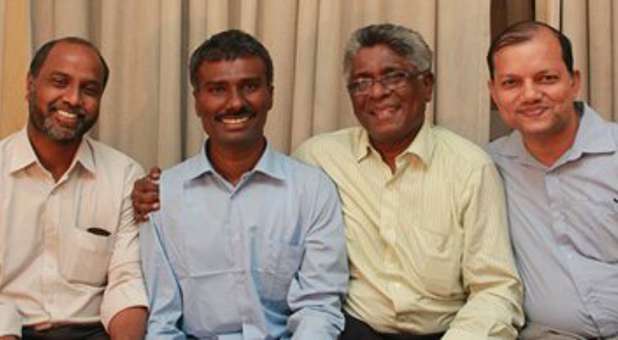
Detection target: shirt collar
<box><xmin>495</xmin><ymin>102</ymin><xmax>616</xmax><ymax>162</ymax></box>
<box><xmin>354</xmin><ymin>119</ymin><xmax>435</xmax><ymax>166</ymax></box>
<box><xmin>9</xmin><ymin>128</ymin><xmax>96</xmax><ymax>175</ymax></box>
<box><xmin>569</xmin><ymin>102</ymin><xmax>616</xmax><ymax>156</ymax></box>
<box><xmin>183</xmin><ymin>139</ymin><xmax>285</xmax><ymax>182</ymax></box>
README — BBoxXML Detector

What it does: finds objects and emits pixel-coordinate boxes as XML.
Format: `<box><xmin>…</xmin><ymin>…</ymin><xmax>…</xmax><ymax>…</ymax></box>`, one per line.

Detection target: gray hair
<box><xmin>343</xmin><ymin>23</ymin><xmax>433</xmax><ymax>77</ymax></box>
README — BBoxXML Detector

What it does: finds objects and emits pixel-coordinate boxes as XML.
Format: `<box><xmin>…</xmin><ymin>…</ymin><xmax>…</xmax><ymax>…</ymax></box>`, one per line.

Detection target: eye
<box><xmin>83</xmin><ymin>86</ymin><xmax>101</xmax><ymax>97</ymax></box>
<box><xmin>51</xmin><ymin>76</ymin><xmax>68</xmax><ymax>88</ymax></box>
<box><xmin>538</xmin><ymin>74</ymin><xmax>559</xmax><ymax>84</ymax></box>
<box><xmin>500</xmin><ymin>78</ymin><xmax>518</xmax><ymax>88</ymax></box>
<box><xmin>206</xmin><ymin>84</ymin><xmax>227</xmax><ymax>96</ymax></box>
<box><xmin>348</xmin><ymin>78</ymin><xmax>372</xmax><ymax>94</ymax></box>
<box><xmin>382</xmin><ymin>71</ymin><xmax>408</xmax><ymax>85</ymax></box>
<box><xmin>241</xmin><ymin>81</ymin><xmax>260</xmax><ymax>94</ymax></box>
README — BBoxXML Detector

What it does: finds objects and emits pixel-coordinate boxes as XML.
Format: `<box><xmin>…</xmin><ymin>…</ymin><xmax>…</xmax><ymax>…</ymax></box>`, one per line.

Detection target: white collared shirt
<box><xmin>0</xmin><ymin>129</ymin><xmax>148</xmax><ymax>337</ymax></box>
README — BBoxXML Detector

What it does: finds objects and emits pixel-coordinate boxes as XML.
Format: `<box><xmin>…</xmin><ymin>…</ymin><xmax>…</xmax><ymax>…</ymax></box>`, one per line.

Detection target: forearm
<box><xmin>108</xmin><ymin>306</ymin><xmax>148</xmax><ymax>340</ymax></box>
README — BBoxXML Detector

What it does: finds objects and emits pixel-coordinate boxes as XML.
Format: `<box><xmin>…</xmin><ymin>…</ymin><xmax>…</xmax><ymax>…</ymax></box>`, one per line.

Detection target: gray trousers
<box><xmin>519</xmin><ymin>322</ymin><xmax>618</xmax><ymax>340</ymax></box>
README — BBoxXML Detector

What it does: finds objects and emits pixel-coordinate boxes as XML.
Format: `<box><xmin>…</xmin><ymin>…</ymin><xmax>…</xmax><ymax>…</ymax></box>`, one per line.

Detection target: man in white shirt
<box><xmin>0</xmin><ymin>37</ymin><xmax>148</xmax><ymax>340</ymax></box>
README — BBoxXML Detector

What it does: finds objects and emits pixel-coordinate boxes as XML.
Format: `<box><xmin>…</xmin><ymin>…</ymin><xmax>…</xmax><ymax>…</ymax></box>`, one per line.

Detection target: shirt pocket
<box><xmin>415</xmin><ymin>227</ymin><xmax>462</xmax><ymax>297</ymax></box>
<box><xmin>256</xmin><ymin>240</ymin><xmax>304</xmax><ymax>302</ymax></box>
<box><xmin>59</xmin><ymin>227</ymin><xmax>113</xmax><ymax>286</ymax></box>
<box><xmin>564</xmin><ymin>199</ymin><xmax>618</xmax><ymax>262</ymax></box>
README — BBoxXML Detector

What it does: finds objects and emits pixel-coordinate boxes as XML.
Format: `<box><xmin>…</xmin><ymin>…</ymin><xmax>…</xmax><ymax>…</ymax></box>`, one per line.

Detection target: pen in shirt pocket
<box><xmin>87</xmin><ymin>227</ymin><xmax>111</xmax><ymax>237</ymax></box>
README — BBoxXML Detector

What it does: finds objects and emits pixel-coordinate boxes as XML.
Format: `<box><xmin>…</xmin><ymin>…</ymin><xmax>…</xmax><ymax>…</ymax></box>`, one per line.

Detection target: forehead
<box><xmin>350</xmin><ymin>44</ymin><xmax>412</xmax><ymax>76</ymax></box>
<box><xmin>196</xmin><ymin>56</ymin><xmax>267</xmax><ymax>82</ymax></box>
<box><xmin>492</xmin><ymin>29</ymin><xmax>566</xmax><ymax>75</ymax></box>
<box><xmin>37</xmin><ymin>42</ymin><xmax>104</xmax><ymax>82</ymax></box>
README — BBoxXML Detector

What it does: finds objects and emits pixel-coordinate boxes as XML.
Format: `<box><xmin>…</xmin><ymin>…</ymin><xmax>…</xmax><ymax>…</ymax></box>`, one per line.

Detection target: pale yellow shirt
<box><xmin>0</xmin><ymin>129</ymin><xmax>148</xmax><ymax>337</ymax></box>
<box><xmin>294</xmin><ymin>121</ymin><xmax>524</xmax><ymax>339</ymax></box>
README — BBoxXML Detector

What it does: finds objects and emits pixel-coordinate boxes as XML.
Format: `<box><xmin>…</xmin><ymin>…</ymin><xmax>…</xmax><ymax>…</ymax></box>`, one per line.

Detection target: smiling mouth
<box><xmin>518</xmin><ymin>107</ymin><xmax>546</xmax><ymax>117</ymax></box>
<box><xmin>371</xmin><ymin>106</ymin><xmax>399</xmax><ymax>120</ymax></box>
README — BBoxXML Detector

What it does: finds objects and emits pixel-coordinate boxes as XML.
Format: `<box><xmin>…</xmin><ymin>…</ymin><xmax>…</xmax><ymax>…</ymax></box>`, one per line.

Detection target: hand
<box><xmin>0</xmin><ymin>336</ymin><xmax>19</xmax><ymax>340</ymax></box>
<box><xmin>132</xmin><ymin>166</ymin><xmax>161</xmax><ymax>223</ymax></box>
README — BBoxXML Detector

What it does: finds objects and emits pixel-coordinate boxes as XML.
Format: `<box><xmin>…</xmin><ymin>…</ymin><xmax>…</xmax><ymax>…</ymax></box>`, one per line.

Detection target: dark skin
<box><xmin>133</xmin><ymin>56</ymin><xmax>273</xmax><ymax>223</ymax></box>
<box><xmin>23</xmin><ymin>41</ymin><xmax>147</xmax><ymax>339</ymax></box>
<box><xmin>132</xmin><ymin>47</ymin><xmax>433</xmax><ymax>220</ymax></box>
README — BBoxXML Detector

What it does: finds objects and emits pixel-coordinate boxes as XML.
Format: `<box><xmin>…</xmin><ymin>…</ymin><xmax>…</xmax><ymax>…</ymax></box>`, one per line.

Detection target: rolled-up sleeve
<box><xmin>0</xmin><ymin>299</ymin><xmax>22</xmax><ymax>337</ymax></box>
<box><xmin>443</xmin><ymin>163</ymin><xmax>524</xmax><ymax>340</ymax></box>
<box><xmin>100</xmin><ymin>165</ymin><xmax>148</xmax><ymax>329</ymax></box>
<box><xmin>287</xmin><ymin>173</ymin><xmax>349</xmax><ymax>340</ymax></box>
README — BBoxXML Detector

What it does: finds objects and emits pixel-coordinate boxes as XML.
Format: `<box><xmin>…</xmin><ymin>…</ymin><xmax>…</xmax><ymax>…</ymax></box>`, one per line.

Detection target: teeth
<box><xmin>221</xmin><ymin>116</ymin><xmax>250</xmax><ymax>124</ymax></box>
<box><xmin>57</xmin><ymin>110</ymin><xmax>77</xmax><ymax>119</ymax></box>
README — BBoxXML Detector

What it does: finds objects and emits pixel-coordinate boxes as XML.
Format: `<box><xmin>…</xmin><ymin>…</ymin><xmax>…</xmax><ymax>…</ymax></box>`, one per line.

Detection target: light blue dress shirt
<box><xmin>489</xmin><ymin>102</ymin><xmax>618</xmax><ymax>338</ymax></box>
<box><xmin>140</xmin><ymin>142</ymin><xmax>348</xmax><ymax>340</ymax></box>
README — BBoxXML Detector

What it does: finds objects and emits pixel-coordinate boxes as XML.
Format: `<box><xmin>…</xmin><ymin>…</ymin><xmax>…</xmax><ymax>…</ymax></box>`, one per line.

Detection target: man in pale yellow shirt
<box><xmin>132</xmin><ymin>24</ymin><xmax>524</xmax><ymax>339</ymax></box>
<box><xmin>0</xmin><ymin>37</ymin><xmax>147</xmax><ymax>339</ymax></box>
<box><xmin>293</xmin><ymin>24</ymin><xmax>523</xmax><ymax>340</ymax></box>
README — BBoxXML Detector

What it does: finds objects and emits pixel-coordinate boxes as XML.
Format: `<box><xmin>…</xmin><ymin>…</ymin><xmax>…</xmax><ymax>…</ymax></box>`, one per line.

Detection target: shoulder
<box><xmin>293</xmin><ymin>127</ymin><xmax>361</xmax><ymax>166</ymax></box>
<box><xmin>273</xmin><ymin>149</ymin><xmax>335</xmax><ymax>188</ymax></box>
<box><xmin>431</xmin><ymin>126</ymin><xmax>495</xmax><ymax>168</ymax></box>
<box><xmin>86</xmin><ymin>138</ymin><xmax>144</xmax><ymax>183</ymax></box>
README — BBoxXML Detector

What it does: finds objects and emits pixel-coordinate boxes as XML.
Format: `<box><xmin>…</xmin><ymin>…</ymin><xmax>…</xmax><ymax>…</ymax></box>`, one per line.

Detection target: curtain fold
<box><xmin>18</xmin><ymin>0</ymin><xmax>615</xmax><ymax>168</ymax></box>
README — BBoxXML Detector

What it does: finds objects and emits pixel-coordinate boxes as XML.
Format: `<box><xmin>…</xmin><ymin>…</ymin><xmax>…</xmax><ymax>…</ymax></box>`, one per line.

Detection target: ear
<box><xmin>570</xmin><ymin>70</ymin><xmax>581</xmax><ymax>97</ymax></box>
<box><xmin>421</xmin><ymin>72</ymin><xmax>434</xmax><ymax>102</ymax></box>
<box><xmin>487</xmin><ymin>78</ymin><xmax>497</xmax><ymax>103</ymax></box>
<box><xmin>26</xmin><ymin>73</ymin><xmax>35</xmax><ymax>99</ymax></box>
<box><xmin>266</xmin><ymin>85</ymin><xmax>274</xmax><ymax>110</ymax></box>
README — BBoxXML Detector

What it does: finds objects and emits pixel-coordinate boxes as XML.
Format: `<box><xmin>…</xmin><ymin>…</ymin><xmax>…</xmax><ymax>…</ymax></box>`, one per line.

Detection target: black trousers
<box><xmin>22</xmin><ymin>323</ymin><xmax>109</xmax><ymax>340</ymax></box>
<box><xmin>340</xmin><ymin>311</ymin><xmax>444</xmax><ymax>340</ymax></box>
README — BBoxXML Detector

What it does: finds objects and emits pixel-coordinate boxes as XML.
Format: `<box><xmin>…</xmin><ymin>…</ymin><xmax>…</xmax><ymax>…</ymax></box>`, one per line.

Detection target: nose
<box><xmin>521</xmin><ymin>80</ymin><xmax>542</xmax><ymax>102</ymax></box>
<box><xmin>62</xmin><ymin>85</ymin><xmax>82</xmax><ymax>107</ymax></box>
<box><xmin>227</xmin><ymin>86</ymin><xmax>246</xmax><ymax>112</ymax></box>
<box><xmin>368</xmin><ymin>80</ymin><xmax>390</xmax><ymax>99</ymax></box>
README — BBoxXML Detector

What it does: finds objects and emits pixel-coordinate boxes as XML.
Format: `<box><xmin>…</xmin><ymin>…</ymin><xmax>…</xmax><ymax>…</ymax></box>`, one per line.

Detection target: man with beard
<box><xmin>139</xmin><ymin>30</ymin><xmax>348</xmax><ymax>339</ymax></box>
<box><xmin>0</xmin><ymin>37</ymin><xmax>147</xmax><ymax>339</ymax></box>
<box><xmin>487</xmin><ymin>21</ymin><xmax>618</xmax><ymax>339</ymax></box>
<box><xmin>133</xmin><ymin>24</ymin><xmax>523</xmax><ymax>339</ymax></box>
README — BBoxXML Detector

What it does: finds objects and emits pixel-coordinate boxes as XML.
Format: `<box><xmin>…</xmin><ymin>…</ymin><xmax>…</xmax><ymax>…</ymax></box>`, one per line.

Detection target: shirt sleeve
<box><xmin>443</xmin><ymin>163</ymin><xmax>524</xmax><ymax>340</ymax></box>
<box><xmin>140</xmin><ymin>212</ymin><xmax>187</xmax><ymax>340</ymax></box>
<box><xmin>100</xmin><ymin>163</ymin><xmax>149</xmax><ymax>329</ymax></box>
<box><xmin>0</xmin><ymin>298</ymin><xmax>22</xmax><ymax>337</ymax></box>
<box><xmin>286</xmin><ymin>172</ymin><xmax>349</xmax><ymax>340</ymax></box>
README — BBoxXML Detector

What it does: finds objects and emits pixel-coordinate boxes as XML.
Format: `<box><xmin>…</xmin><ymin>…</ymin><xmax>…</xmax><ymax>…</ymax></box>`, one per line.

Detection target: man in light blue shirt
<box><xmin>487</xmin><ymin>21</ymin><xmax>618</xmax><ymax>339</ymax></box>
<box><xmin>139</xmin><ymin>29</ymin><xmax>348</xmax><ymax>340</ymax></box>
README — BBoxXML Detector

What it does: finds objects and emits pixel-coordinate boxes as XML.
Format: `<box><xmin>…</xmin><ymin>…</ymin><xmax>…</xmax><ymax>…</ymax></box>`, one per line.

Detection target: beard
<box><xmin>28</xmin><ymin>92</ymin><xmax>97</xmax><ymax>144</ymax></box>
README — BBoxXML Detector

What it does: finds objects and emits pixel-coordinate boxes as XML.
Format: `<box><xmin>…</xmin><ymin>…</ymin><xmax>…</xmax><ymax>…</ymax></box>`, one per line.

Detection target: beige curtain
<box><xmin>6</xmin><ymin>0</ymin><xmax>492</xmax><ymax>169</ymax></box>
<box><xmin>536</xmin><ymin>0</ymin><xmax>618</xmax><ymax>122</ymax></box>
<box><xmin>0</xmin><ymin>0</ymin><xmax>30</xmax><ymax>138</ymax></box>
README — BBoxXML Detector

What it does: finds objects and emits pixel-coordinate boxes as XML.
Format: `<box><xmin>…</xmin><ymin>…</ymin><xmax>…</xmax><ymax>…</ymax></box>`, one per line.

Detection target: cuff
<box><xmin>442</xmin><ymin>328</ymin><xmax>488</xmax><ymax>340</ymax></box>
<box><xmin>0</xmin><ymin>302</ymin><xmax>22</xmax><ymax>337</ymax></box>
<box><xmin>100</xmin><ymin>279</ymin><xmax>149</xmax><ymax>331</ymax></box>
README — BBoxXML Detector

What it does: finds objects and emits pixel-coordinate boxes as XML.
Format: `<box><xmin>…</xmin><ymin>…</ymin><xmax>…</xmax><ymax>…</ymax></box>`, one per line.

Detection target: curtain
<box><xmin>537</xmin><ymin>0</ymin><xmax>618</xmax><ymax>122</ymax></box>
<box><xmin>4</xmin><ymin>0</ymin><xmax>492</xmax><ymax>169</ymax></box>
<box><xmin>0</xmin><ymin>0</ymin><xmax>30</xmax><ymax>138</ymax></box>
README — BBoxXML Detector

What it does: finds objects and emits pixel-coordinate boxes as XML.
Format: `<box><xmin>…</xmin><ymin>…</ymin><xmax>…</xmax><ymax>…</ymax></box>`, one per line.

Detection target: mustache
<box><xmin>216</xmin><ymin>106</ymin><xmax>256</xmax><ymax>119</ymax></box>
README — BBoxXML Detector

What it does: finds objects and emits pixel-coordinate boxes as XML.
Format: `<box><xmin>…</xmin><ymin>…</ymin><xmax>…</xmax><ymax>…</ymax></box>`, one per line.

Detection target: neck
<box><xmin>207</xmin><ymin>138</ymin><xmax>266</xmax><ymax>186</ymax></box>
<box><xmin>371</xmin><ymin>129</ymin><xmax>418</xmax><ymax>174</ymax></box>
<box><xmin>27</xmin><ymin>123</ymin><xmax>81</xmax><ymax>182</ymax></box>
<box><xmin>522</xmin><ymin>116</ymin><xmax>580</xmax><ymax>167</ymax></box>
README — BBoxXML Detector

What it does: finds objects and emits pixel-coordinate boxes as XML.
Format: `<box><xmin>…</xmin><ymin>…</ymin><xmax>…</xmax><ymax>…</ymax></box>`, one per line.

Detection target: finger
<box><xmin>148</xmin><ymin>166</ymin><xmax>161</xmax><ymax>181</ymax></box>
